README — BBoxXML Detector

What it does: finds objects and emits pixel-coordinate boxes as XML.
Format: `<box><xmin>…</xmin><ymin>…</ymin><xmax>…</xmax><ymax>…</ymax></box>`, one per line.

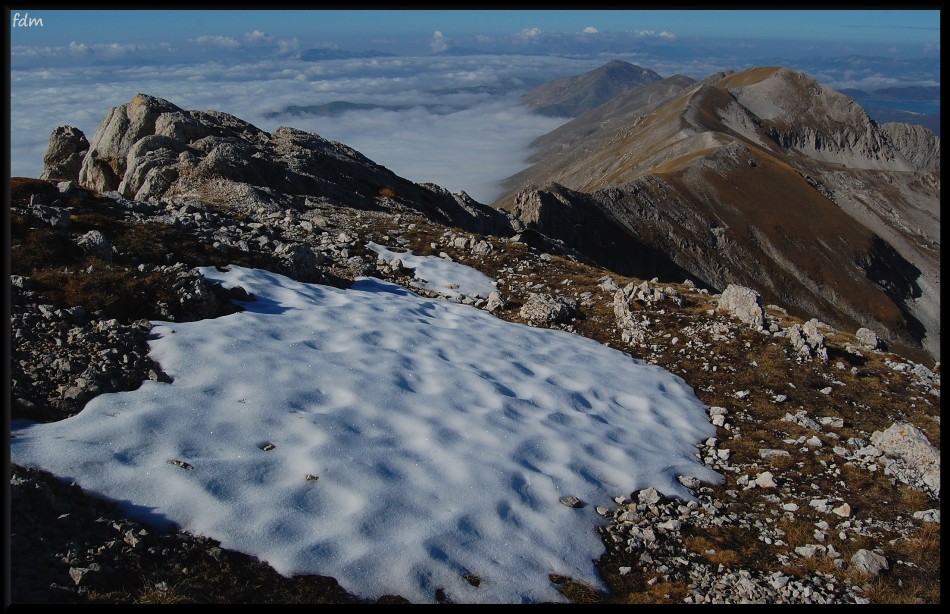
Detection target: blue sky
<box><xmin>9</xmin><ymin>9</ymin><xmax>941</xmax><ymax>50</ymax></box>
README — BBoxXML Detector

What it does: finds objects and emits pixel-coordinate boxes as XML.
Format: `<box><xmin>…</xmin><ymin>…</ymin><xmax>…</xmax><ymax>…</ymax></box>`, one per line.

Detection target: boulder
<box><xmin>519</xmin><ymin>293</ymin><xmax>581</xmax><ymax>326</ymax></box>
<box><xmin>870</xmin><ymin>422</ymin><xmax>940</xmax><ymax>498</ymax></box>
<box><xmin>717</xmin><ymin>284</ymin><xmax>764</xmax><ymax>329</ymax></box>
<box><xmin>79</xmin><ymin>94</ymin><xmax>182</xmax><ymax>193</ymax></box>
<box><xmin>855</xmin><ymin>327</ymin><xmax>881</xmax><ymax>351</ymax></box>
<box><xmin>40</xmin><ymin>126</ymin><xmax>89</xmax><ymax>181</ymax></box>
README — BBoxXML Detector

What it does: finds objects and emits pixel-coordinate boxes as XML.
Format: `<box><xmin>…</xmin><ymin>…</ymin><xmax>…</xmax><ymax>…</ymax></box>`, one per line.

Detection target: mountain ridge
<box><xmin>494</xmin><ymin>64</ymin><xmax>940</xmax><ymax>363</ymax></box>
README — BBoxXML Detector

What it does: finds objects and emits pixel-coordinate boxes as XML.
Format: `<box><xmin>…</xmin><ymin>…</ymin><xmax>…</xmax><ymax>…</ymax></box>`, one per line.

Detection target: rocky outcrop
<box><xmin>68</xmin><ymin>94</ymin><xmax>514</xmax><ymax>237</ymax></box>
<box><xmin>878</xmin><ymin>122</ymin><xmax>941</xmax><ymax>173</ymax></box>
<box><xmin>519</xmin><ymin>293</ymin><xmax>582</xmax><ymax>326</ymax></box>
<box><xmin>720</xmin><ymin>68</ymin><xmax>915</xmax><ymax>171</ymax></box>
<box><xmin>786</xmin><ymin>319</ymin><xmax>829</xmax><ymax>363</ymax></box>
<box><xmin>855</xmin><ymin>327</ymin><xmax>883</xmax><ymax>351</ymax></box>
<box><xmin>79</xmin><ymin>94</ymin><xmax>185</xmax><ymax>192</ymax></box>
<box><xmin>869</xmin><ymin>422</ymin><xmax>940</xmax><ymax>499</ymax></box>
<box><xmin>40</xmin><ymin>125</ymin><xmax>89</xmax><ymax>181</ymax></box>
<box><xmin>716</xmin><ymin>284</ymin><xmax>764</xmax><ymax>330</ymax></box>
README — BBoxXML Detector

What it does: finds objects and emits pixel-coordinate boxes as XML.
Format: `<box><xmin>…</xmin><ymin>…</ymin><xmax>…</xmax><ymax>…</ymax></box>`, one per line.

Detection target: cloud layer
<box><xmin>11</xmin><ymin>29</ymin><xmax>939</xmax><ymax>204</ymax></box>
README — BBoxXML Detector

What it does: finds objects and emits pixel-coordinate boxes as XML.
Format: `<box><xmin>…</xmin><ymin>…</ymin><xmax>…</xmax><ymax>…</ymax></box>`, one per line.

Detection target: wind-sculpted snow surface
<box><xmin>367</xmin><ymin>241</ymin><xmax>498</xmax><ymax>300</ymax></box>
<box><xmin>11</xmin><ymin>265</ymin><xmax>722</xmax><ymax>604</ymax></box>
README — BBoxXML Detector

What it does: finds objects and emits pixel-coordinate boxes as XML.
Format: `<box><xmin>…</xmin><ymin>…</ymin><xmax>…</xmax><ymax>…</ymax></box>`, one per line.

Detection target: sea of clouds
<box><xmin>11</xmin><ymin>32</ymin><xmax>938</xmax><ymax>204</ymax></box>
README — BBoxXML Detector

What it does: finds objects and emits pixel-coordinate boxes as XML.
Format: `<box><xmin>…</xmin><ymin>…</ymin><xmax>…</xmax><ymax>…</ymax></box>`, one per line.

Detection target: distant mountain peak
<box><xmin>520</xmin><ymin>60</ymin><xmax>664</xmax><ymax>118</ymax></box>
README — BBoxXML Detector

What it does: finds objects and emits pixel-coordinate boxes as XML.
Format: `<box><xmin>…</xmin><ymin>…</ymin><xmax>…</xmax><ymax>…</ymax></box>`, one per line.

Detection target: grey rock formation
<box><xmin>486</xmin><ymin>290</ymin><xmax>506</xmax><ymax>313</ymax></box>
<box><xmin>869</xmin><ymin>422</ymin><xmax>940</xmax><ymax>498</ymax></box>
<box><xmin>70</xmin><ymin>94</ymin><xmax>514</xmax><ymax>237</ymax></box>
<box><xmin>274</xmin><ymin>242</ymin><xmax>322</xmax><ymax>282</ymax></box>
<box><xmin>614</xmin><ymin>289</ymin><xmax>649</xmax><ymax>346</ymax></box>
<box><xmin>76</xmin><ymin>230</ymin><xmax>114</xmax><ymax>261</ymax></box>
<box><xmin>519</xmin><ymin>293</ymin><xmax>581</xmax><ymax>326</ymax></box>
<box><xmin>787</xmin><ymin>319</ymin><xmax>829</xmax><ymax>362</ymax></box>
<box><xmin>79</xmin><ymin>94</ymin><xmax>183</xmax><ymax>192</ymax></box>
<box><xmin>717</xmin><ymin>284</ymin><xmax>764</xmax><ymax>330</ymax></box>
<box><xmin>850</xmin><ymin>549</ymin><xmax>889</xmax><ymax>576</ymax></box>
<box><xmin>855</xmin><ymin>327</ymin><xmax>882</xmax><ymax>350</ymax></box>
<box><xmin>879</xmin><ymin>122</ymin><xmax>940</xmax><ymax>172</ymax></box>
<box><xmin>40</xmin><ymin>125</ymin><xmax>89</xmax><ymax>181</ymax></box>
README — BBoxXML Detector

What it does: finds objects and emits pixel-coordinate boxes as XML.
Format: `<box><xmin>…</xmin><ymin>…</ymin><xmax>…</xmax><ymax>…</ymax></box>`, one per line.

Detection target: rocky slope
<box><xmin>495</xmin><ymin>66</ymin><xmax>940</xmax><ymax>364</ymax></box>
<box><xmin>9</xmin><ymin>175</ymin><xmax>942</xmax><ymax>605</ymax></box>
<box><xmin>9</xmin><ymin>93</ymin><xmax>941</xmax><ymax>605</ymax></box>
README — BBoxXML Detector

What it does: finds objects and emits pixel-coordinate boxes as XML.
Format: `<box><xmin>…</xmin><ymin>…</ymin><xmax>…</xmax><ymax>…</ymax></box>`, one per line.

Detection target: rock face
<box><xmin>40</xmin><ymin>125</ymin><xmax>89</xmax><ymax>181</ymax></box>
<box><xmin>878</xmin><ymin>122</ymin><xmax>941</xmax><ymax>173</ymax></box>
<box><xmin>498</xmin><ymin>66</ymin><xmax>941</xmax><ymax>364</ymax></box>
<box><xmin>855</xmin><ymin>327</ymin><xmax>882</xmax><ymax>351</ymax></box>
<box><xmin>71</xmin><ymin>93</ymin><xmax>514</xmax><ymax>237</ymax></box>
<box><xmin>721</xmin><ymin>67</ymin><xmax>915</xmax><ymax>171</ymax></box>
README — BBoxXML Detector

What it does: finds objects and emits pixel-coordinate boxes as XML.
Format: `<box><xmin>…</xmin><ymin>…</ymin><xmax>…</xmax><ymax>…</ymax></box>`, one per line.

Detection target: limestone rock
<box><xmin>40</xmin><ymin>126</ymin><xmax>89</xmax><ymax>182</ymax></box>
<box><xmin>519</xmin><ymin>293</ymin><xmax>581</xmax><ymax>326</ymax></box>
<box><xmin>878</xmin><ymin>122</ymin><xmax>941</xmax><ymax>173</ymax></box>
<box><xmin>486</xmin><ymin>290</ymin><xmax>506</xmax><ymax>313</ymax></box>
<box><xmin>855</xmin><ymin>327</ymin><xmax>881</xmax><ymax>351</ymax></box>
<box><xmin>73</xmin><ymin>94</ymin><xmax>513</xmax><ymax>236</ymax></box>
<box><xmin>717</xmin><ymin>284</ymin><xmax>764</xmax><ymax>330</ymax></box>
<box><xmin>76</xmin><ymin>230</ymin><xmax>114</xmax><ymax>261</ymax></box>
<box><xmin>787</xmin><ymin>318</ymin><xmax>828</xmax><ymax>362</ymax></box>
<box><xmin>850</xmin><ymin>549</ymin><xmax>889</xmax><ymax>576</ymax></box>
<box><xmin>614</xmin><ymin>289</ymin><xmax>649</xmax><ymax>346</ymax></box>
<box><xmin>79</xmin><ymin>93</ymin><xmax>183</xmax><ymax>193</ymax></box>
<box><xmin>870</xmin><ymin>422</ymin><xmax>940</xmax><ymax>498</ymax></box>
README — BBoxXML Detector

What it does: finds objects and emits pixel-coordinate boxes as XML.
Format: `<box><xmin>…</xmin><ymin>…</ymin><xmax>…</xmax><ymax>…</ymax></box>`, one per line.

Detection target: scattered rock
<box><xmin>519</xmin><ymin>293</ymin><xmax>581</xmax><ymax>326</ymax></box>
<box><xmin>850</xmin><ymin>549</ymin><xmax>889</xmax><ymax>576</ymax></box>
<box><xmin>717</xmin><ymin>284</ymin><xmax>764</xmax><ymax>330</ymax></box>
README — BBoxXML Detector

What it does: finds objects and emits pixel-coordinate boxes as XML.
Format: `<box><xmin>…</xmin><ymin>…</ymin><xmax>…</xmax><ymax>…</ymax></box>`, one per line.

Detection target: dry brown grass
<box><xmin>548</xmin><ymin>574</ymin><xmax>607</xmax><ymax>603</ymax></box>
<box><xmin>620</xmin><ymin>579</ymin><xmax>690</xmax><ymax>604</ymax></box>
<box><xmin>10</xmin><ymin>224</ymin><xmax>84</xmax><ymax>273</ymax></box>
<box><xmin>862</xmin><ymin>569</ymin><xmax>941</xmax><ymax>605</ymax></box>
<box><xmin>30</xmin><ymin>261</ymin><xmax>175</xmax><ymax>321</ymax></box>
<box><xmin>131</xmin><ymin>586</ymin><xmax>191</xmax><ymax>604</ymax></box>
<box><xmin>684</xmin><ymin>535</ymin><xmax>741</xmax><ymax>567</ymax></box>
<box><xmin>865</xmin><ymin>522</ymin><xmax>942</xmax><ymax>604</ymax></box>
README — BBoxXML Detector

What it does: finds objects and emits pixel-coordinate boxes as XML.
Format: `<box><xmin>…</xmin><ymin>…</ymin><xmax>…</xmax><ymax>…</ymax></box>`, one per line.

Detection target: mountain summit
<box><xmin>520</xmin><ymin>60</ymin><xmax>664</xmax><ymax>117</ymax></box>
<box><xmin>498</xmin><ymin>66</ymin><xmax>940</xmax><ymax>363</ymax></box>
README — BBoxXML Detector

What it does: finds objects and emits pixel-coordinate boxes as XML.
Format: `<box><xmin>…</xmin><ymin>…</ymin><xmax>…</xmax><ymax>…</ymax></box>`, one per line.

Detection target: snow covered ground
<box><xmin>11</xmin><ymin>257</ymin><xmax>722</xmax><ymax>604</ymax></box>
<box><xmin>367</xmin><ymin>241</ymin><xmax>498</xmax><ymax>300</ymax></box>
